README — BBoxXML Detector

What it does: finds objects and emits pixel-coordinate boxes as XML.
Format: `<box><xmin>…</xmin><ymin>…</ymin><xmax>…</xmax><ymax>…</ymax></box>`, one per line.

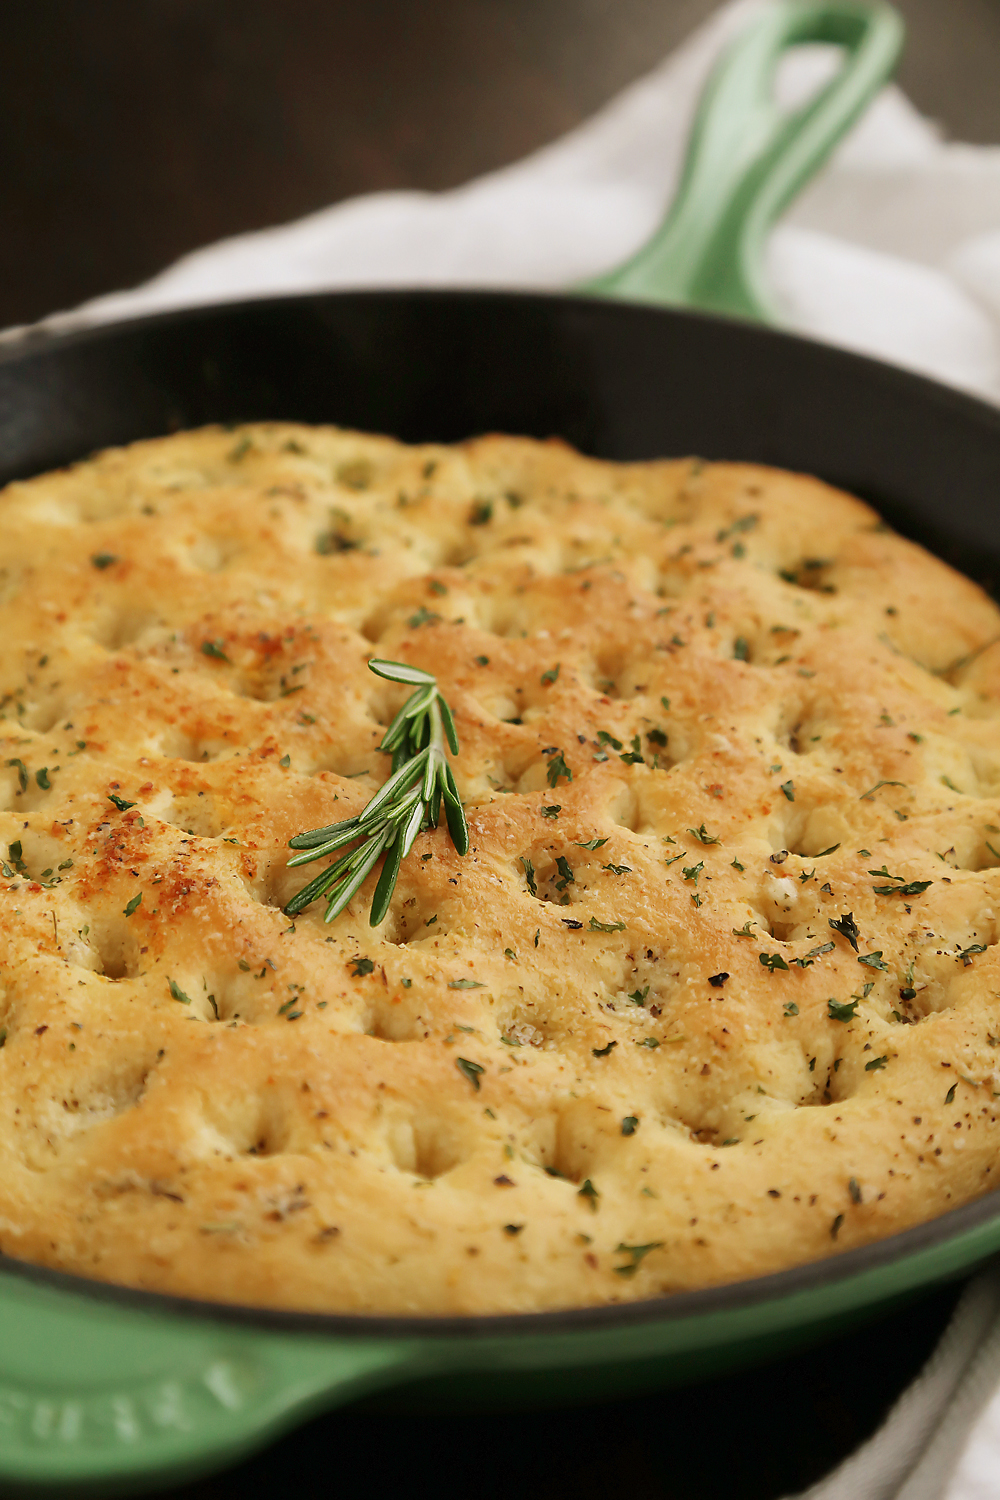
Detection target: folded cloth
<box><xmin>12</xmin><ymin>4</ymin><xmax>1000</xmax><ymax>1496</ymax></box>
<box><xmin>796</xmin><ymin>1270</ymin><xmax>1000</xmax><ymax>1500</ymax></box>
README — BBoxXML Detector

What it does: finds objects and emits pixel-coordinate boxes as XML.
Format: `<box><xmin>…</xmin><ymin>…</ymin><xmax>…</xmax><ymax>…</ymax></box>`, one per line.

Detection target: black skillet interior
<box><xmin>2</xmin><ymin>291</ymin><xmax>1000</xmax><ymax>597</ymax></box>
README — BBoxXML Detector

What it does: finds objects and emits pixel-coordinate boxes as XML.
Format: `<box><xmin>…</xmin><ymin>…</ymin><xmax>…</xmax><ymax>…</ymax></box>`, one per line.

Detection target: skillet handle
<box><xmin>583</xmin><ymin>0</ymin><xmax>904</xmax><ymax>321</ymax></box>
<box><xmin>0</xmin><ymin>1269</ymin><xmax>422</xmax><ymax>1492</ymax></box>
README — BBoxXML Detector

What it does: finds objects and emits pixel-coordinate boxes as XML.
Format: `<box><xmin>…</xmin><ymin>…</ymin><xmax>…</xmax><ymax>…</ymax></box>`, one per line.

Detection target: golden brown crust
<box><xmin>0</xmin><ymin>424</ymin><xmax>998</xmax><ymax>1314</ymax></box>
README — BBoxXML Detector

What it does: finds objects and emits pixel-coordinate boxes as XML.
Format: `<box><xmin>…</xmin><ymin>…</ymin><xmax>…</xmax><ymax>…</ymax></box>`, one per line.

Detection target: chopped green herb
<box><xmin>520</xmin><ymin>857</ymin><xmax>537</xmax><ymax>897</ymax></box>
<box><xmin>107</xmin><ymin>792</ymin><xmax>135</xmax><ymax>812</ymax></box>
<box><xmin>759</xmin><ymin>952</ymin><xmax>790</xmax><ymax>973</ymax></box>
<box><xmin>456</xmin><ymin>1057</ymin><xmax>485</xmax><ymax>1091</ymax></box>
<box><xmin>780</xmin><ymin>780</ymin><xmax>795</xmax><ymax>802</ymax></box>
<box><xmin>828</xmin><ymin>996</ymin><xmax>861</xmax><ymax>1023</ymax></box>
<box><xmin>91</xmin><ymin>552</ymin><xmax>118</xmax><ymax>569</ymax></box>
<box><xmin>859</xmin><ymin>779</ymin><xmax>906</xmax><ymax>801</ymax></box>
<box><xmin>540</xmin><ymin>665</ymin><xmax>560</xmax><ymax>686</ymax></box>
<box><xmin>628</xmin><ymin>987</ymin><xmax>649</xmax><ymax>1005</ymax></box>
<box><xmin>470</xmin><ymin>500</ymin><xmax>493</xmax><ymax>525</ymax></box>
<box><xmin>200</xmin><ymin>639</ymin><xmax>230</xmax><ymax>662</ymax></box>
<box><xmin>614</xmin><ymin>1241</ymin><xmax>663</xmax><ymax>1277</ymax></box>
<box><xmin>783</xmin><ymin>1002</ymin><xmax>799</xmax><ymax>1017</ymax></box>
<box><xmin>831</xmin><ymin>1214</ymin><xmax>844</xmax><ymax>1240</ymax></box>
<box><xmin>279</xmin><ymin>754</ymin><xmax>291</xmax><ymax>768</ymax></box>
<box><xmin>350</xmin><ymin>957</ymin><xmax>375</xmax><ymax>977</ymax></box>
<box><xmin>541</xmin><ymin>805</ymin><xmax>561</xmax><ymax>819</ymax></box>
<box><xmin>601</xmin><ymin>862</ymin><xmax>632</xmax><ymax>876</ymax></box>
<box><xmin>475</xmin><ymin>655</ymin><xmax>490</xmax><ymax>666</ymax></box>
<box><xmin>168</xmin><ymin>978</ymin><xmax>193</xmax><ymax>1005</ymax></box>
<box><xmin>5</xmin><ymin>759</ymin><xmax>27</xmax><ymax>792</ymax></box>
<box><xmin>865</xmin><ymin>1055</ymin><xmax>888</xmax><ymax>1071</ymax></box>
<box><xmin>815</xmin><ymin>844</ymin><xmax>841</xmax><ymax>857</ymax></box>
<box><xmin>731</xmin><ymin>858</ymin><xmax>745</xmax><ymax>872</ymax></box>
<box><xmin>858</xmin><ymin>952</ymin><xmax>889</xmax><ymax>971</ymax></box>
<box><xmin>619</xmin><ymin>734</ymin><xmax>645</xmax><ymax>766</ymax></box>
<box><xmin>681</xmin><ymin>861</ymin><xmax>704</xmax><ymax>883</ymax></box>
<box><xmin>589</xmin><ymin>918</ymin><xmax>625</xmax><ymax>933</ymax></box>
<box><xmin>945</xmin><ymin>1082</ymin><xmax>957</xmax><ymax>1104</ymax></box>
<box><xmin>35</xmin><ymin>768</ymin><xmax>51</xmax><ymax>790</ymax></box>
<box><xmin>791</xmin><ymin>941</ymin><xmax>836</xmax><ymax>969</ymax></box>
<box><xmin>716</xmin><ymin>514</ymin><xmax>758</xmax><ymax>542</ymax></box>
<box><xmin>635</xmin><ymin>1037</ymin><xmax>660</xmax><ymax>1048</ymax></box>
<box><xmin>577</xmin><ymin>1179</ymin><xmax>599</xmax><ymax>1211</ymax></box>
<box><xmin>829</xmin><ymin>913</ymin><xmax>861</xmax><ymax>951</ymax></box>
<box><xmin>621</xmin><ymin>1116</ymin><xmax>639</xmax><ymax>1136</ymax></box>
<box><xmin>575</xmin><ymin>837</ymin><xmax>608</xmax><ymax>850</ymax></box>
<box><xmin>407</xmin><ymin>605</ymin><xmax>440</xmax><ymax>628</ymax></box>
<box><xmin>733</xmin><ymin>920</ymin><xmax>756</xmax><ymax>938</ymax></box>
<box><xmin>554</xmin><ymin>856</ymin><xmax>575</xmax><ymax>890</ymax></box>
<box><xmin>688</xmin><ymin>824</ymin><xmax>719</xmax><ymax>845</ymax></box>
<box><xmin>123</xmin><ymin>892</ymin><xmax>142</xmax><ymax>917</ymax></box>
<box><xmin>592</xmin><ymin>1041</ymin><xmax>618</xmax><ymax>1057</ymax></box>
<box><xmin>546</xmin><ymin>751</ymin><xmax>573</xmax><ymax>788</ymax></box>
<box><xmin>448</xmin><ymin>978</ymin><xmax>484</xmax><ymax>989</ymax></box>
<box><xmin>733</xmin><ymin>637</ymin><xmax>750</xmax><ymax>662</ymax></box>
<box><xmin>873</xmin><ymin>879</ymin><xmax>932</xmax><ymax>897</ymax></box>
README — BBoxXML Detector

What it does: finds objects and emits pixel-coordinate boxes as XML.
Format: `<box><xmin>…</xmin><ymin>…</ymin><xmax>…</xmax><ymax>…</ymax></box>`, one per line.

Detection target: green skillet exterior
<box><xmin>0</xmin><ymin>1195</ymin><xmax>998</xmax><ymax>1494</ymax></box>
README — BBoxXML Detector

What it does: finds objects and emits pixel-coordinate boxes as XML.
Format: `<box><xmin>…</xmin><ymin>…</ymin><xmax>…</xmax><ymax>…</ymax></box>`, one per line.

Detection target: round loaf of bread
<box><xmin>0</xmin><ymin>423</ymin><xmax>998</xmax><ymax>1314</ymax></box>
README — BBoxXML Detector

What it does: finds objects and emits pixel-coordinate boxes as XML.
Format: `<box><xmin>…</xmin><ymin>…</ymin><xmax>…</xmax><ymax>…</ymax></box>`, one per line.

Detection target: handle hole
<box><xmin>774</xmin><ymin>43</ymin><xmax>847</xmax><ymax>117</ymax></box>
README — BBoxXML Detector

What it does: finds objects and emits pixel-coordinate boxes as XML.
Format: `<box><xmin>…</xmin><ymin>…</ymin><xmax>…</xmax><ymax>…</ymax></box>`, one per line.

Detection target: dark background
<box><xmin>5</xmin><ymin>0</ymin><xmax>1000</xmax><ymax>330</ymax></box>
<box><xmin>5</xmin><ymin>2</ymin><xmax>997</xmax><ymax>1494</ymax></box>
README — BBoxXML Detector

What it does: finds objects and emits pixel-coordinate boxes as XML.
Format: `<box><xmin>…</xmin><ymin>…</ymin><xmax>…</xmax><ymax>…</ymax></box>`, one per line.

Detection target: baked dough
<box><xmin>0</xmin><ymin>423</ymin><xmax>998</xmax><ymax>1315</ymax></box>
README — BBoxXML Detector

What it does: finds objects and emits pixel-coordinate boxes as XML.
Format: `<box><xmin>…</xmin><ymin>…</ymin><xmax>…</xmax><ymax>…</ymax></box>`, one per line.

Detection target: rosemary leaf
<box><xmin>286</xmin><ymin>659</ymin><xmax>469</xmax><ymax>925</ymax></box>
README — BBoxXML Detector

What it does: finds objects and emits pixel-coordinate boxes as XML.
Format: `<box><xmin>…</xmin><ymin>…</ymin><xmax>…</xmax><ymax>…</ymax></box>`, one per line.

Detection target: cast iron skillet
<box><xmin>7</xmin><ymin>8</ymin><xmax>1000</xmax><ymax>1496</ymax></box>
<box><xmin>2</xmin><ymin>287</ymin><xmax>1000</xmax><ymax>1496</ymax></box>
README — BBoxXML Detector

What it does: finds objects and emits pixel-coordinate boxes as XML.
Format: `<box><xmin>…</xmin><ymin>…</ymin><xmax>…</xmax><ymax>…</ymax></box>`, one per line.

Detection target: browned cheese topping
<box><xmin>0</xmin><ymin>424</ymin><xmax>998</xmax><ymax>1313</ymax></box>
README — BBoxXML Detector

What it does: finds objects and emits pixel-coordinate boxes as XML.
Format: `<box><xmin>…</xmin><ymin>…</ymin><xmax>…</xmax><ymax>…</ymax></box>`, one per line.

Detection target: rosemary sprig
<box><xmin>285</xmin><ymin>659</ymin><xmax>469</xmax><ymax>926</ymax></box>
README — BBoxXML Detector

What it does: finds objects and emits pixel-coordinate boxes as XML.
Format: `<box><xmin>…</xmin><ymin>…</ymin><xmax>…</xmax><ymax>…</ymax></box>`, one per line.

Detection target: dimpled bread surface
<box><xmin>0</xmin><ymin>423</ymin><xmax>999</xmax><ymax>1315</ymax></box>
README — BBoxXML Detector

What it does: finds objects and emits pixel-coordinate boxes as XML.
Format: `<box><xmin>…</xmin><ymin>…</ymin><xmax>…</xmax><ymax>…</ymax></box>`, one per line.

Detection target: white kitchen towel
<box><xmin>14</xmin><ymin>3</ymin><xmax>1000</xmax><ymax>1496</ymax></box>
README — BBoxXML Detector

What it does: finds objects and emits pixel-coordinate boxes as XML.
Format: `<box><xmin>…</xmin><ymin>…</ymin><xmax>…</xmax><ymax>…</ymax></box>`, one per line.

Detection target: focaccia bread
<box><xmin>0</xmin><ymin>423</ymin><xmax>999</xmax><ymax>1315</ymax></box>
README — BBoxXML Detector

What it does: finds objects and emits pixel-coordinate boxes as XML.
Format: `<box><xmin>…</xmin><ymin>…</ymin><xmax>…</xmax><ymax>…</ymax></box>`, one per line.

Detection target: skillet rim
<box><xmin>0</xmin><ymin>1184</ymin><xmax>998</xmax><ymax>1340</ymax></box>
<box><xmin>0</xmin><ymin>288</ymin><xmax>999</xmax><ymax>1340</ymax></box>
<box><xmin>2</xmin><ymin>284</ymin><xmax>1000</xmax><ymax>440</ymax></box>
